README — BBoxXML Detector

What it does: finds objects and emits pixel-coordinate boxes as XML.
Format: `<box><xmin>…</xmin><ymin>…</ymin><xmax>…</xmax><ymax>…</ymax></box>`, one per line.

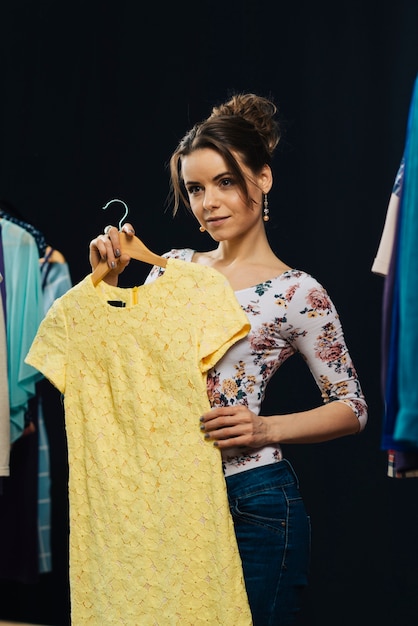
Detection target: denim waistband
<box><xmin>225</xmin><ymin>458</ymin><xmax>300</xmax><ymax>496</ymax></box>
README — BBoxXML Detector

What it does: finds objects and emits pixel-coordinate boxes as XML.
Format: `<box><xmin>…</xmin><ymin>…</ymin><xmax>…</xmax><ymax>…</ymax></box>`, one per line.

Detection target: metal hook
<box><xmin>102</xmin><ymin>198</ymin><xmax>129</xmax><ymax>231</ymax></box>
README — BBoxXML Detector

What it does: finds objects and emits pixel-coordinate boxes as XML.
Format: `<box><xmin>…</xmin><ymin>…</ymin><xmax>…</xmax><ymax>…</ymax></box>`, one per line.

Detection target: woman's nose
<box><xmin>203</xmin><ymin>189</ymin><xmax>219</xmax><ymax>210</ymax></box>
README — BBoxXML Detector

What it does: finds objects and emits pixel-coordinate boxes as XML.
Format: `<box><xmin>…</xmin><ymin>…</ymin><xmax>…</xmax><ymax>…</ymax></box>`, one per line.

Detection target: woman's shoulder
<box><xmin>278</xmin><ymin>269</ymin><xmax>338</xmax><ymax>313</ymax></box>
<box><xmin>262</xmin><ymin>267</ymin><xmax>321</xmax><ymax>289</ymax></box>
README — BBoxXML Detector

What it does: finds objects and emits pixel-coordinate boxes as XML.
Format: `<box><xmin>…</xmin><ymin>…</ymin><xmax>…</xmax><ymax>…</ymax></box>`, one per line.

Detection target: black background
<box><xmin>0</xmin><ymin>1</ymin><xmax>418</xmax><ymax>624</ymax></box>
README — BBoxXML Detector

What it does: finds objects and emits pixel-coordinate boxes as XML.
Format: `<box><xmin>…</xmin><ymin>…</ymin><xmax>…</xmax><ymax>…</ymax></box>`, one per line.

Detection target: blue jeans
<box><xmin>226</xmin><ymin>460</ymin><xmax>311</xmax><ymax>626</ymax></box>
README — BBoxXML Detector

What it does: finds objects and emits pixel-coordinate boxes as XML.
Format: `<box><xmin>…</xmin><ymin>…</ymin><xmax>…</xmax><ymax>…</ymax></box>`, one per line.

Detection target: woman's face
<box><xmin>181</xmin><ymin>148</ymin><xmax>271</xmax><ymax>242</ymax></box>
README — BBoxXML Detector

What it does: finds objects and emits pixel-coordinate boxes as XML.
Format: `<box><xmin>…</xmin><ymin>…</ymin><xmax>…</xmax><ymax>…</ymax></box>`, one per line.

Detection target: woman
<box><xmin>90</xmin><ymin>93</ymin><xmax>368</xmax><ymax>625</ymax></box>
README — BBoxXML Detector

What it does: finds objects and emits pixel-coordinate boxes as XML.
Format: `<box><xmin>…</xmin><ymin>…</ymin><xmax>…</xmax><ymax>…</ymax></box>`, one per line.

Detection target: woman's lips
<box><xmin>206</xmin><ymin>216</ymin><xmax>229</xmax><ymax>227</ymax></box>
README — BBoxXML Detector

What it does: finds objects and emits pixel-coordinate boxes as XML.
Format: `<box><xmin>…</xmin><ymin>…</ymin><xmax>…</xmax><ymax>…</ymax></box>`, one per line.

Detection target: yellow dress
<box><xmin>25</xmin><ymin>259</ymin><xmax>253</xmax><ymax>626</ymax></box>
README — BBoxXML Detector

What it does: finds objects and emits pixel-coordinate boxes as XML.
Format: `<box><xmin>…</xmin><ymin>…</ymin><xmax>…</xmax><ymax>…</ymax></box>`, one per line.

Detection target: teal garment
<box><xmin>1</xmin><ymin>219</ymin><xmax>44</xmax><ymax>441</ymax></box>
<box><xmin>394</xmin><ymin>74</ymin><xmax>418</xmax><ymax>447</ymax></box>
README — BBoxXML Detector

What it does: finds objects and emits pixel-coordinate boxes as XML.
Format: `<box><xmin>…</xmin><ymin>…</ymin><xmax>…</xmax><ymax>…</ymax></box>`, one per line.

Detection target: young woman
<box><xmin>90</xmin><ymin>93</ymin><xmax>368</xmax><ymax>625</ymax></box>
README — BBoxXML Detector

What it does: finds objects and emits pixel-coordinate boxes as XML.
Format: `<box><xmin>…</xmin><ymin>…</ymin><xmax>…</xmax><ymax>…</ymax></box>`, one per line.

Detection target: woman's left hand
<box><xmin>200</xmin><ymin>405</ymin><xmax>269</xmax><ymax>449</ymax></box>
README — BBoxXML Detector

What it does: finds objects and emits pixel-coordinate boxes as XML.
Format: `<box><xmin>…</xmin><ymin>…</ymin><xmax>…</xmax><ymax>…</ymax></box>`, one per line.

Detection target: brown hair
<box><xmin>169</xmin><ymin>93</ymin><xmax>281</xmax><ymax>214</ymax></box>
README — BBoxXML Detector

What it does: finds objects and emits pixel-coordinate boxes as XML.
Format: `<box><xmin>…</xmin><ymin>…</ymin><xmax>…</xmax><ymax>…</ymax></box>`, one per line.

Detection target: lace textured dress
<box><xmin>25</xmin><ymin>259</ymin><xmax>253</xmax><ymax>626</ymax></box>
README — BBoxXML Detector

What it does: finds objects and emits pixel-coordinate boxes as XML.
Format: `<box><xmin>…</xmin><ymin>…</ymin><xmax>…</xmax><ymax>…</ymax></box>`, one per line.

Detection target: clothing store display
<box><xmin>0</xmin><ymin>218</ymin><xmax>44</xmax><ymax>442</ymax></box>
<box><xmin>0</xmin><ymin>217</ymin><xmax>44</xmax><ymax>582</ymax></box>
<box><xmin>0</xmin><ymin>211</ymin><xmax>71</xmax><ymax>581</ymax></box>
<box><xmin>372</xmin><ymin>74</ymin><xmax>418</xmax><ymax>477</ymax></box>
<box><xmin>392</xmin><ymin>76</ymin><xmax>418</xmax><ymax>449</ymax></box>
<box><xmin>26</xmin><ymin>261</ymin><xmax>252</xmax><ymax>625</ymax></box>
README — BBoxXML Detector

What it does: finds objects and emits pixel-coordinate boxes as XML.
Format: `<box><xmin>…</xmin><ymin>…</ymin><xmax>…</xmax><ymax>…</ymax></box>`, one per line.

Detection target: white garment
<box><xmin>371</xmin><ymin>190</ymin><xmax>401</xmax><ymax>276</ymax></box>
<box><xmin>372</xmin><ymin>158</ymin><xmax>405</xmax><ymax>276</ymax></box>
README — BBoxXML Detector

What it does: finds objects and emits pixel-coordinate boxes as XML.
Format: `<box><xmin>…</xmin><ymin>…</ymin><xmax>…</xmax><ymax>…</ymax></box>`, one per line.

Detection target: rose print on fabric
<box><xmin>314</xmin><ymin>321</ymin><xmax>346</xmax><ymax>372</ymax></box>
<box><xmin>300</xmin><ymin>286</ymin><xmax>333</xmax><ymax>317</ymax></box>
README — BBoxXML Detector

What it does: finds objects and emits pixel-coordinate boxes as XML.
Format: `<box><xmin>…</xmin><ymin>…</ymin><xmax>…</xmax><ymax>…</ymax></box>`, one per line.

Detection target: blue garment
<box><xmin>394</xmin><ymin>74</ymin><xmax>418</xmax><ymax>447</ymax></box>
<box><xmin>37</xmin><ymin>256</ymin><xmax>72</xmax><ymax>573</ymax></box>
<box><xmin>226</xmin><ymin>460</ymin><xmax>310</xmax><ymax>626</ymax></box>
<box><xmin>381</xmin><ymin>183</ymin><xmax>402</xmax><ymax>450</ymax></box>
<box><xmin>1</xmin><ymin>219</ymin><xmax>44</xmax><ymax>441</ymax></box>
<box><xmin>0</xmin><ymin>208</ymin><xmax>47</xmax><ymax>257</ymax></box>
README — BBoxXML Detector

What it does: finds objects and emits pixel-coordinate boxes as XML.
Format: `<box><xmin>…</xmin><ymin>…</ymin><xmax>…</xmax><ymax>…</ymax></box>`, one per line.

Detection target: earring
<box><xmin>199</xmin><ymin>225</ymin><xmax>206</xmax><ymax>232</ymax></box>
<box><xmin>263</xmin><ymin>194</ymin><xmax>270</xmax><ymax>222</ymax></box>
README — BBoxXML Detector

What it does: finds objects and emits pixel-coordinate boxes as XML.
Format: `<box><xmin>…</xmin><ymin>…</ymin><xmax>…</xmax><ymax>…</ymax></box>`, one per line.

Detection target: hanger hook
<box><xmin>102</xmin><ymin>198</ymin><xmax>129</xmax><ymax>231</ymax></box>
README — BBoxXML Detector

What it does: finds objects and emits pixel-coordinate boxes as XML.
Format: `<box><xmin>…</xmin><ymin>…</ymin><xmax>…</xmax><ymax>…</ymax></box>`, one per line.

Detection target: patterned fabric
<box><xmin>25</xmin><ymin>261</ymin><xmax>252</xmax><ymax>625</ymax></box>
<box><xmin>146</xmin><ymin>249</ymin><xmax>368</xmax><ymax>477</ymax></box>
<box><xmin>37</xmin><ymin>401</ymin><xmax>52</xmax><ymax>571</ymax></box>
<box><xmin>37</xmin><ymin>256</ymin><xmax>73</xmax><ymax>573</ymax></box>
<box><xmin>387</xmin><ymin>449</ymin><xmax>418</xmax><ymax>478</ymax></box>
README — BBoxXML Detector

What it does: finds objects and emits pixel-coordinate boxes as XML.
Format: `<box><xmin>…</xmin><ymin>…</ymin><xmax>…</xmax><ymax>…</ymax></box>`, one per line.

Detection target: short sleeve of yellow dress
<box><xmin>25</xmin><ymin>258</ymin><xmax>253</xmax><ymax>626</ymax></box>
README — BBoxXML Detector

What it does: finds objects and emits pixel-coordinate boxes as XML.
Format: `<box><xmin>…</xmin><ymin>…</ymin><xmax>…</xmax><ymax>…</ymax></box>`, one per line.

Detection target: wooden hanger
<box><xmin>91</xmin><ymin>199</ymin><xmax>167</xmax><ymax>287</ymax></box>
<box><xmin>91</xmin><ymin>232</ymin><xmax>167</xmax><ymax>286</ymax></box>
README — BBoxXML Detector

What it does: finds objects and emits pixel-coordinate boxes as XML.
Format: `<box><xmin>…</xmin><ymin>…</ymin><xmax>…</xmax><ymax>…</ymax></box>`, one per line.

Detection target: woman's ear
<box><xmin>259</xmin><ymin>164</ymin><xmax>273</xmax><ymax>194</ymax></box>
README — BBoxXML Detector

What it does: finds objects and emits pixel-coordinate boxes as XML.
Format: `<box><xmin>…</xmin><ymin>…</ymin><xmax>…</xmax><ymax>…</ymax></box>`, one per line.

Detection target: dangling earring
<box><xmin>263</xmin><ymin>194</ymin><xmax>270</xmax><ymax>222</ymax></box>
<box><xmin>199</xmin><ymin>225</ymin><xmax>206</xmax><ymax>233</ymax></box>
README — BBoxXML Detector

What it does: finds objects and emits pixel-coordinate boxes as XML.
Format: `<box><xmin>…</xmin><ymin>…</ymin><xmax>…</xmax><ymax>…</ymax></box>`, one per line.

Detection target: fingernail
<box><xmin>200</xmin><ymin>424</ymin><xmax>205</xmax><ymax>431</ymax></box>
<box><xmin>110</xmin><ymin>261</ymin><xmax>116</xmax><ymax>269</ymax></box>
<box><xmin>115</xmin><ymin>248</ymin><xmax>121</xmax><ymax>258</ymax></box>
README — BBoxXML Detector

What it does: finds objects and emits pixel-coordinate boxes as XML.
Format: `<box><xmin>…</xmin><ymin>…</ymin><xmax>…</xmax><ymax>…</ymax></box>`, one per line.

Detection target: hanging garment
<box><xmin>372</xmin><ymin>158</ymin><xmax>405</xmax><ymax>278</ymax></box>
<box><xmin>0</xmin><ymin>219</ymin><xmax>44</xmax><ymax>582</ymax></box>
<box><xmin>0</xmin><ymin>222</ymin><xmax>10</xmax><ymax>477</ymax></box>
<box><xmin>392</xmin><ymin>74</ymin><xmax>418</xmax><ymax>448</ymax></box>
<box><xmin>372</xmin><ymin>74</ymin><xmax>418</xmax><ymax>477</ymax></box>
<box><xmin>375</xmin><ymin>159</ymin><xmax>404</xmax><ymax>450</ymax></box>
<box><xmin>0</xmin><ymin>280</ymin><xmax>10</xmax><ymax>477</ymax></box>
<box><xmin>0</xmin><ymin>205</ymin><xmax>48</xmax><ymax>258</ymax></box>
<box><xmin>25</xmin><ymin>261</ymin><xmax>253</xmax><ymax>626</ymax></box>
<box><xmin>0</xmin><ymin>222</ymin><xmax>7</xmax><ymax>325</ymax></box>
<box><xmin>0</xmin><ymin>218</ymin><xmax>44</xmax><ymax>442</ymax></box>
<box><xmin>36</xmin><ymin>250</ymin><xmax>72</xmax><ymax>573</ymax></box>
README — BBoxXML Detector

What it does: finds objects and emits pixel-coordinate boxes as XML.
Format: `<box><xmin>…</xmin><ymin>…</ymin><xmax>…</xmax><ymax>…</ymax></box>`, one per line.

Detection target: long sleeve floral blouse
<box><xmin>146</xmin><ymin>248</ymin><xmax>368</xmax><ymax>477</ymax></box>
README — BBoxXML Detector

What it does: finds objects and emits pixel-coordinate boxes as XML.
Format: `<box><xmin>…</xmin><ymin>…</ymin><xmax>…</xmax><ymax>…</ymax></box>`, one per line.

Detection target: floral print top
<box><xmin>146</xmin><ymin>249</ymin><xmax>368</xmax><ymax>477</ymax></box>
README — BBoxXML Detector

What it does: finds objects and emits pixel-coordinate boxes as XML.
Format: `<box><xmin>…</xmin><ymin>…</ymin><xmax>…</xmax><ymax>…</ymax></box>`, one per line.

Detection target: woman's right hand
<box><xmin>89</xmin><ymin>223</ymin><xmax>136</xmax><ymax>285</ymax></box>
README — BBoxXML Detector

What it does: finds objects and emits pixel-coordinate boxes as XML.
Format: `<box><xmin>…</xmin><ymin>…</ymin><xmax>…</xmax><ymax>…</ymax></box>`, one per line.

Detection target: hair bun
<box><xmin>210</xmin><ymin>93</ymin><xmax>281</xmax><ymax>155</ymax></box>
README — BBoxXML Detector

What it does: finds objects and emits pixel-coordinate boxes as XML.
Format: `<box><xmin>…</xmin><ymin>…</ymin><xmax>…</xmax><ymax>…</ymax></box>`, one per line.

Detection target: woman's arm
<box><xmin>201</xmin><ymin>275</ymin><xmax>367</xmax><ymax>449</ymax></box>
<box><xmin>200</xmin><ymin>400</ymin><xmax>360</xmax><ymax>449</ymax></box>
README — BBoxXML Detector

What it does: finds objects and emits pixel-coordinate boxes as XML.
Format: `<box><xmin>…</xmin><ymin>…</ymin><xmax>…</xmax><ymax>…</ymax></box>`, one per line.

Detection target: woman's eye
<box><xmin>187</xmin><ymin>185</ymin><xmax>201</xmax><ymax>195</ymax></box>
<box><xmin>220</xmin><ymin>178</ymin><xmax>233</xmax><ymax>188</ymax></box>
